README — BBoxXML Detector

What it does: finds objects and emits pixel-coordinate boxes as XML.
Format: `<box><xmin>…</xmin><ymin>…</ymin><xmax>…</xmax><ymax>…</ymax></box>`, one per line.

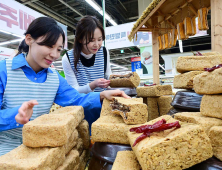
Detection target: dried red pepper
<box><xmin>144</xmin><ymin>121</ymin><xmax>181</xmax><ymax>133</ymax></box>
<box><xmin>192</xmin><ymin>51</ymin><xmax>203</xmax><ymax>56</ymax></box>
<box><xmin>135</xmin><ymin>119</ymin><xmax>166</xmax><ymax>133</ymax></box>
<box><xmin>130</xmin><ymin>119</ymin><xmax>166</xmax><ymax>132</ymax></box>
<box><xmin>131</xmin><ymin>121</ymin><xmax>181</xmax><ymax>146</ymax></box>
<box><xmin>196</xmin><ymin>51</ymin><xmax>203</xmax><ymax>56</ymax></box>
<box><xmin>144</xmin><ymin>83</ymin><xmax>156</xmax><ymax>87</ymax></box>
<box><xmin>133</xmin><ymin>131</ymin><xmax>151</xmax><ymax>147</ymax></box>
<box><xmin>130</xmin><ymin>125</ymin><xmax>148</xmax><ymax>132</ymax></box>
<box><xmin>204</xmin><ymin>64</ymin><xmax>222</xmax><ymax>72</ymax></box>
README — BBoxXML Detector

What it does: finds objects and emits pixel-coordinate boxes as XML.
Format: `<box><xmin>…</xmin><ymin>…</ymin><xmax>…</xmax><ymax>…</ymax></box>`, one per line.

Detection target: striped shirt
<box><xmin>67</xmin><ymin>47</ymin><xmax>105</xmax><ymax>92</ymax></box>
<box><xmin>0</xmin><ymin>53</ymin><xmax>102</xmax><ymax>132</ymax></box>
<box><xmin>0</xmin><ymin>53</ymin><xmax>102</xmax><ymax>156</ymax></box>
<box><xmin>0</xmin><ymin>58</ymin><xmax>59</xmax><ymax>155</ymax></box>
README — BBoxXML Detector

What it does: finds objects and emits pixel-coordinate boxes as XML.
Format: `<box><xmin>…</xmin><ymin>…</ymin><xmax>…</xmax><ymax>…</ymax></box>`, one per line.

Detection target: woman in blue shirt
<box><xmin>0</xmin><ymin>17</ymin><xmax>129</xmax><ymax>156</ymax></box>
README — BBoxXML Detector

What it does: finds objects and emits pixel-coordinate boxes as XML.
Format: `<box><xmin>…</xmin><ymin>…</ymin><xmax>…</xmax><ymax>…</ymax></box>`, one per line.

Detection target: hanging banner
<box><xmin>131</xmin><ymin>57</ymin><xmax>142</xmax><ymax>73</ymax></box>
<box><xmin>140</xmin><ymin>46</ymin><xmax>153</xmax><ymax>75</ymax></box>
<box><xmin>0</xmin><ymin>0</ymin><xmax>67</xmax><ymax>48</ymax></box>
<box><xmin>105</xmin><ymin>22</ymin><xmax>152</xmax><ymax>50</ymax></box>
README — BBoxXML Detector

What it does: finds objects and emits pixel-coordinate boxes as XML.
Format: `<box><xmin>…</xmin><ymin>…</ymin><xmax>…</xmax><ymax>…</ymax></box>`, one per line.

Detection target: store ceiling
<box><xmin>0</xmin><ymin>0</ymin><xmax>212</xmax><ymax>74</ymax></box>
<box><xmin>1</xmin><ymin>0</ymin><xmax>139</xmax><ymax>72</ymax></box>
<box><xmin>0</xmin><ymin>32</ymin><xmax>21</xmax><ymax>49</ymax></box>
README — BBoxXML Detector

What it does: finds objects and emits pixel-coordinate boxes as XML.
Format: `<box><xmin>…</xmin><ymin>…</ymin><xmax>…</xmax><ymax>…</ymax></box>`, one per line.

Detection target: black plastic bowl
<box><xmin>88</xmin><ymin>142</ymin><xmax>132</xmax><ymax>170</ymax></box>
<box><xmin>171</xmin><ymin>90</ymin><xmax>203</xmax><ymax>111</ymax></box>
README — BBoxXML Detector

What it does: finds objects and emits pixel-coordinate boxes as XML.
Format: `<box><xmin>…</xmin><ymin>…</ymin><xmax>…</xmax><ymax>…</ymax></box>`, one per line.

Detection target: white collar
<box><xmin>81</xmin><ymin>51</ymin><xmax>94</xmax><ymax>59</ymax></box>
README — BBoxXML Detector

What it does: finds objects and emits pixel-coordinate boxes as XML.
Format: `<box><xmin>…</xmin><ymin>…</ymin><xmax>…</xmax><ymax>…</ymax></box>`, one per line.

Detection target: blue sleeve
<box><xmin>54</xmin><ymin>71</ymin><xmax>102</xmax><ymax>112</ymax></box>
<box><xmin>0</xmin><ymin>60</ymin><xmax>23</xmax><ymax>132</ymax></box>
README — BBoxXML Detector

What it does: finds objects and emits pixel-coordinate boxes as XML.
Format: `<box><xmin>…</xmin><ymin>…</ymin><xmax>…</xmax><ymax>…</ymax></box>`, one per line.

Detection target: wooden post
<box><xmin>211</xmin><ymin>0</ymin><xmax>222</xmax><ymax>54</ymax></box>
<box><xmin>152</xmin><ymin>21</ymin><xmax>159</xmax><ymax>84</ymax></box>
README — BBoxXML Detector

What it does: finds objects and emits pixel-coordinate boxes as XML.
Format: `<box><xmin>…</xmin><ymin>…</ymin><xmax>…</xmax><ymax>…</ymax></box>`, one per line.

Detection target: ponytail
<box><xmin>15</xmin><ymin>39</ymin><xmax>29</xmax><ymax>56</ymax></box>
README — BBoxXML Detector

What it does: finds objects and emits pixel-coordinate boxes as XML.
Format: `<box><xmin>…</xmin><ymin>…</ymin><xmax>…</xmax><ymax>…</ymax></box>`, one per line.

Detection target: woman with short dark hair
<box><xmin>0</xmin><ymin>16</ymin><xmax>129</xmax><ymax>156</ymax></box>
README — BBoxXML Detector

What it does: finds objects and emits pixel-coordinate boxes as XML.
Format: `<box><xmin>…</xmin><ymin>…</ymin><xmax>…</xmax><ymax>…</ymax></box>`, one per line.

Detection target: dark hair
<box><xmin>73</xmin><ymin>15</ymin><xmax>105</xmax><ymax>71</ymax></box>
<box><xmin>16</xmin><ymin>17</ymin><xmax>65</xmax><ymax>56</ymax></box>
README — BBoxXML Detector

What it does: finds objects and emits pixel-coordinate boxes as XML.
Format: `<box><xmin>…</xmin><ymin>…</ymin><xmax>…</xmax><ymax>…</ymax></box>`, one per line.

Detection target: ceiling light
<box><xmin>10</xmin><ymin>39</ymin><xmax>23</xmax><ymax>43</ymax></box>
<box><xmin>0</xmin><ymin>30</ymin><xmax>25</xmax><ymax>39</ymax></box>
<box><xmin>109</xmin><ymin>19</ymin><xmax>117</xmax><ymax>26</ymax></box>
<box><xmin>0</xmin><ymin>30</ymin><xmax>11</xmax><ymax>34</ymax></box>
<box><xmin>110</xmin><ymin>62</ymin><xmax>128</xmax><ymax>69</ymax></box>
<box><xmin>0</xmin><ymin>38</ymin><xmax>23</xmax><ymax>46</ymax></box>
<box><xmin>98</xmin><ymin>10</ymin><xmax>103</xmax><ymax>16</ymax></box>
<box><xmin>100</xmin><ymin>11</ymin><xmax>113</xmax><ymax>23</ymax></box>
<box><xmin>159</xmin><ymin>64</ymin><xmax>165</xmax><ymax>70</ymax></box>
<box><xmin>11</xmin><ymin>34</ymin><xmax>24</xmax><ymax>38</ymax></box>
<box><xmin>85</xmin><ymin>0</ymin><xmax>100</xmax><ymax>11</ymax></box>
<box><xmin>85</xmin><ymin>0</ymin><xmax>117</xmax><ymax>26</ymax></box>
<box><xmin>104</xmin><ymin>14</ymin><xmax>111</xmax><ymax>20</ymax></box>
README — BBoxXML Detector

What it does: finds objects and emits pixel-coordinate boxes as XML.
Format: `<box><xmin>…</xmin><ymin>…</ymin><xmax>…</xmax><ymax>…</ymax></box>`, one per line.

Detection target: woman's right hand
<box><xmin>100</xmin><ymin>89</ymin><xmax>130</xmax><ymax>101</ymax></box>
<box><xmin>90</xmin><ymin>78</ymin><xmax>110</xmax><ymax>90</ymax></box>
<box><xmin>15</xmin><ymin>100</ymin><xmax>38</xmax><ymax>124</ymax></box>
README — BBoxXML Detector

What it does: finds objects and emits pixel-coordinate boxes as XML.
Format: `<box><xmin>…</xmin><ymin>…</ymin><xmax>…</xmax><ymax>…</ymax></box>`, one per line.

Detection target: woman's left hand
<box><xmin>100</xmin><ymin>89</ymin><xmax>130</xmax><ymax>101</ymax></box>
<box><xmin>90</xmin><ymin>78</ymin><xmax>110</xmax><ymax>90</ymax></box>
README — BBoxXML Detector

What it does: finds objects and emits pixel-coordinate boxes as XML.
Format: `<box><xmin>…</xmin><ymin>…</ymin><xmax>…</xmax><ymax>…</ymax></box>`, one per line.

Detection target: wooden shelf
<box><xmin>129</xmin><ymin>0</ymin><xmax>222</xmax><ymax>85</ymax></box>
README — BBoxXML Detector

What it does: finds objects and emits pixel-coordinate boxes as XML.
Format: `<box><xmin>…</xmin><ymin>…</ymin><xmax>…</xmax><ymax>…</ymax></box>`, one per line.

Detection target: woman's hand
<box><xmin>90</xmin><ymin>78</ymin><xmax>110</xmax><ymax>90</ymax></box>
<box><xmin>100</xmin><ymin>89</ymin><xmax>130</xmax><ymax>101</ymax></box>
<box><xmin>15</xmin><ymin>100</ymin><xmax>38</xmax><ymax>124</ymax></box>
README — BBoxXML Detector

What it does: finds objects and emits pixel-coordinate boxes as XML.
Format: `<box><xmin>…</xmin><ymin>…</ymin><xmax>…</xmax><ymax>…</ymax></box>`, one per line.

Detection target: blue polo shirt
<box><xmin>0</xmin><ymin>54</ymin><xmax>101</xmax><ymax>131</ymax></box>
